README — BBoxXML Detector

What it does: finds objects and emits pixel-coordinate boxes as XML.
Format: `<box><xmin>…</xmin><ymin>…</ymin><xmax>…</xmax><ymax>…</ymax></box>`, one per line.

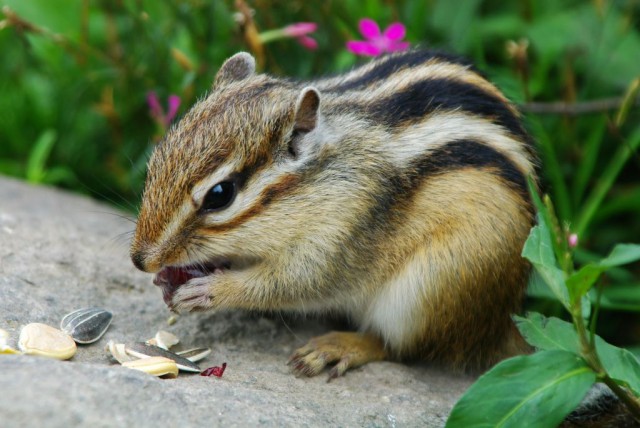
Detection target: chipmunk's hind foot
<box><xmin>288</xmin><ymin>331</ymin><xmax>387</xmax><ymax>380</ymax></box>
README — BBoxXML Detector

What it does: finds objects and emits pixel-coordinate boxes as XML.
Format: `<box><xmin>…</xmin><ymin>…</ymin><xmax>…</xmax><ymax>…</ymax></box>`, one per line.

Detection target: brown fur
<box><xmin>131</xmin><ymin>50</ymin><xmax>537</xmax><ymax>376</ymax></box>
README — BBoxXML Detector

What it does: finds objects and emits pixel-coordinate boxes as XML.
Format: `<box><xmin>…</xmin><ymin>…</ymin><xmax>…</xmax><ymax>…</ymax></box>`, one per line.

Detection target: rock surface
<box><xmin>0</xmin><ymin>176</ymin><xmax>474</xmax><ymax>427</ymax></box>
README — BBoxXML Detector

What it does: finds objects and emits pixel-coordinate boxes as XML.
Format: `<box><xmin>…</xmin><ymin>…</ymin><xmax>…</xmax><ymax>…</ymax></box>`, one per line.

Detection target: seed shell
<box><xmin>176</xmin><ymin>347</ymin><xmax>212</xmax><ymax>362</ymax></box>
<box><xmin>122</xmin><ymin>356</ymin><xmax>178</xmax><ymax>378</ymax></box>
<box><xmin>125</xmin><ymin>342</ymin><xmax>202</xmax><ymax>372</ymax></box>
<box><xmin>60</xmin><ymin>307</ymin><xmax>113</xmax><ymax>344</ymax></box>
<box><xmin>149</xmin><ymin>330</ymin><xmax>179</xmax><ymax>350</ymax></box>
<box><xmin>106</xmin><ymin>340</ymin><xmax>133</xmax><ymax>364</ymax></box>
<box><xmin>19</xmin><ymin>323</ymin><xmax>76</xmax><ymax>360</ymax></box>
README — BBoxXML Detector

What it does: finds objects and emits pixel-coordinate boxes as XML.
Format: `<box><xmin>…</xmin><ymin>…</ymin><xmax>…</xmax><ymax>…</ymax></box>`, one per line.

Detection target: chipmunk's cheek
<box><xmin>171</xmin><ymin>278</ymin><xmax>216</xmax><ymax>312</ymax></box>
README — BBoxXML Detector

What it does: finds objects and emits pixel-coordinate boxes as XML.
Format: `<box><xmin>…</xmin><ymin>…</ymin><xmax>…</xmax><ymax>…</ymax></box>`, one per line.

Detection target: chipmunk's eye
<box><xmin>202</xmin><ymin>181</ymin><xmax>236</xmax><ymax>212</ymax></box>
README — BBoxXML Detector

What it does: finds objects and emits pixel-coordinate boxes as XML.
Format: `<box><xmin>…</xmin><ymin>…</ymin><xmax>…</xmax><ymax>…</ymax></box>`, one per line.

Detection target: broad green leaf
<box><xmin>599</xmin><ymin>244</ymin><xmax>640</xmax><ymax>268</ymax></box>
<box><xmin>446</xmin><ymin>350</ymin><xmax>595</xmax><ymax>428</ymax></box>
<box><xmin>515</xmin><ymin>313</ymin><xmax>580</xmax><ymax>355</ymax></box>
<box><xmin>566</xmin><ymin>264</ymin><xmax>604</xmax><ymax>303</ymax></box>
<box><xmin>597</xmin><ymin>340</ymin><xmax>640</xmax><ymax>397</ymax></box>
<box><xmin>522</xmin><ymin>222</ymin><xmax>570</xmax><ymax>309</ymax></box>
<box><xmin>516</xmin><ymin>313</ymin><xmax>640</xmax><ymax>396</ymax></box>
<box><xmin>565</xmin><ymin>244</ymin><xmax>640</xmax><ymax>302</ymax></box>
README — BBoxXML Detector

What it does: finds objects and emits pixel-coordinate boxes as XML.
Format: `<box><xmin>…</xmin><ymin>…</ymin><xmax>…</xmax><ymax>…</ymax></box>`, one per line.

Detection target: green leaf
<box><xmin>597</xmin><ymin>341</ymin><xmax>640</xmax><ymax>397</ymax></box>
<box><xmin>566</xmin><ymin>264</ymin><xmax>604</xmax><ymax>303</ymax></box>
<box><xmin>522</xmin><ymin>221</ymin><xmax>570</xmax><ymax>309</ymax></box>
<box><xmin>515</xmin><ymin>313</ymin><xmax>580</xmax><ymax>354</ymax></box>
<box><xmin>446</xmin><ymin>350</ymin><xmax>595</xmax><ymax>428</ymax></box>
<box><xmin>516</xmin><ymin>312</ymin><xmax>640</xmax><ymax>396</ymax></box>
<box><xmin>599</xmin><ymin>244</ymin><xmax>640</xmax><ymax>268</ymax></box>
<box><xmin>565</xmin><ymin>244</ymin><xmax>640</xmax><ymax>301</ymax></box>
<box><xmin>26</xmin><ymin>129</ymin><xmax>57</xmax><ymax>184</ymax></box>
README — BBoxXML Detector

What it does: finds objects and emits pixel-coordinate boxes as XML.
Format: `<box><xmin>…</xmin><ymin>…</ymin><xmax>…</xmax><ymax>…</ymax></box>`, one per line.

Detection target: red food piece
<box><xmin>201</xmin><ymin>362</ymin><xmax>227</xmax><ymax>377</ymax></box>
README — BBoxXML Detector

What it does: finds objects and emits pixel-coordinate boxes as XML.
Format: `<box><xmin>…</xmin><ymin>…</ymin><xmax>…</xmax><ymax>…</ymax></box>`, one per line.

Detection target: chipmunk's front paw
<box><xmin>170</xmin><ymin>278</ymin><xmax>216</xmax><ymax>312</ymax></box>
<box><xmin>288</xmin><ymin>331</ymin><xmax>387</xmax><ymax>380</ymax></box>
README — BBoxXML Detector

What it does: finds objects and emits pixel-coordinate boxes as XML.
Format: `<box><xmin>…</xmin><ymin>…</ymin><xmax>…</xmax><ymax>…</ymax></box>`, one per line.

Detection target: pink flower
<box><xmin>568</xmin><ymin>233</ymin><xmax>579</xmax><ymax>249</ymax></box>
<box><xmin>283</xmin><ymin>22</ymin><xmax>317</xmax><ymax>38</ymax></box>
<box><xmin>346</xmin><ymin>18</ymin><xmax>410</xmax><ymax>56</ymax></box>
<box><xmin>282</xmin><ymin>22</ymin><xmax>318</xmax><ymax>51</ymax></box>
<box><xmin>147</xmin><ymin>91</ymin><xmax>181</xmax><ymax>128</ymax></box>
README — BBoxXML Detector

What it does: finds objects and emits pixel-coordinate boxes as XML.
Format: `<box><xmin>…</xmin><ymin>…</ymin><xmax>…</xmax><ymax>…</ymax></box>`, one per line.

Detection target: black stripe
<box><xmin>363</xmin><ymin>77</ymin><xmax>532</xmax><ymax>146</ymax></box>
<box><xmin>320</xmin><ymin>49</ymin><xmax>475</xmax><ymax>92</ymax></box>
<box><xmin>411</xmin><ymin>139</ymin><xmax>529</xmax><ymax>198</ymax></box>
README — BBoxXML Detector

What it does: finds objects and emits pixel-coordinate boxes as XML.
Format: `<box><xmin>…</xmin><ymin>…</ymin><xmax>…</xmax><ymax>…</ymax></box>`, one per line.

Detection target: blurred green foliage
<box><xmin>0</xmin><ymin>0</ymin><xmax>639</xmax><ymax>332</ymax></box>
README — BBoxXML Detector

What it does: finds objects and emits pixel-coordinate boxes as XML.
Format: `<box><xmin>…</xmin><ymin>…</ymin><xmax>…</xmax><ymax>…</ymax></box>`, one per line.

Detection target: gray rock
<box><xmin>0</xmin><ymin>176</ymin><xmax>474</xmax><ymax>427</ymax></box>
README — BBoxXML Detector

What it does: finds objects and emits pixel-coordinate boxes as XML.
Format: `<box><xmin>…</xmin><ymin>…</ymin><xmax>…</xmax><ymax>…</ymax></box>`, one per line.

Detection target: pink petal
<box><xmin>146</xmin><ymin>91</ymin><xmax>163</xmax><ymax>118</ymax></box>
<box><xmin>386</xmin><ymin>41</ymin><xmax>410</xmax><ymax>53</ymax></box>
<box><xmin>384</xmin><ymin>23</ymin><xmax>406</xmax><ymax>41</ymax></box>
<box><xmin>166</xmin><ymin>95</ymin><xmax>181</xmax><ymax>124</ymax></box>
<box><xmin>297</xmin><ymin>35</ymin><xmax>318</xmax><ymax>50</ymax></box>
<box><xmin>346</xmin><ymin>40</ymin><xmax>382</xmax><ymax>56</ymax></box>
<box><xmin>283</xmin><ymin>22</ymin><xmax>318</xmax><ymax>37</ymax></box>
<box><xmin>568</xmin><ymin>233</ymin><xmax>579</xmax><ymax>248</ymax></box>
<box><xmin>358</xmin><ymin>18</ymin><xmax>381</xmax><ymax>40</ymax></box>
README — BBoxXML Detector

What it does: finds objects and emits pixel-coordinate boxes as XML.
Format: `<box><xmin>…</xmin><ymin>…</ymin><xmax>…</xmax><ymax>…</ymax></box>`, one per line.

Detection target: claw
<box><xmin>287</xmin><ymin>331</ymin><xmax>387</xmax><ymax>379</ymax></box>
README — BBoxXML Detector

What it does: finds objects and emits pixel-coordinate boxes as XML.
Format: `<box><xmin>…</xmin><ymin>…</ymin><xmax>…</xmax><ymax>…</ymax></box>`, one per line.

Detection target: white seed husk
<box><xmin>60</xmin><ymin>307</ymin><xmax>112</xmax><ymax>344</ymax></box>
<box><xmin>19</xmin><ymin>323</ymin><xmax>76</xmax><ymax>360</ymax></box>
<box><xmin>175</xmin><ymin>347</ymin><xmax>212</xmax><ymax>362</ymax></box>
<box><xmin>106</xmin><ymin>340</ymin><xmax>133</xmax><ymax>363</ymax></box>
<box><xmin>122</xmin><ymin>356</ymin><xmax>178</xmax><ymax>378</ymax></box>
<box><xmin>150</xmin><ymin>330</ymin><xmax>179</xmax><ymax>350</ymax></box>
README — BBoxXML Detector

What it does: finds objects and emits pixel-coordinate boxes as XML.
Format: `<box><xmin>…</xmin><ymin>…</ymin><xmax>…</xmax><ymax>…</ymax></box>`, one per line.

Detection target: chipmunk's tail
<box><xmin>561</xmin><ymin>384</ymin><xmax>639</xmax><ymax>428</ymax></box>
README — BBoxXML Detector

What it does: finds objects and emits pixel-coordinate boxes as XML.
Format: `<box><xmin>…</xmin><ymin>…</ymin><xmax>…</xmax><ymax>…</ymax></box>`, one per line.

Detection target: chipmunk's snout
<box><xmin>131</xmin><ymin>250</ymin><xmax>147</xmax><ymax>272</ymax></box>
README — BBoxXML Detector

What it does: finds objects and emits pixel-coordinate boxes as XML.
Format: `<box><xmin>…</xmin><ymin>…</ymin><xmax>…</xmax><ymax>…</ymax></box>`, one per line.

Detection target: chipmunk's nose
<box><xmin>131</xmin><ymin>251</ymin><xmax>147</xmax><ymax>272</ymax></box>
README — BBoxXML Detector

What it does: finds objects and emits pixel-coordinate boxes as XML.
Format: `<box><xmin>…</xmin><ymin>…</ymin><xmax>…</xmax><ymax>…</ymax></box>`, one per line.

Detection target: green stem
<box><xmin>258</xmin><ymin>29</ymin><xmax>287</xmax><ymax>44</ymax></box>
<box><xmin>573</xmin><ymin>126</ymin><xmax>640</xmax><ymax>237</ymax></box>
<box><xmin>572</xmin><ymin>293</ymin><xmax>640</xmax><ymax>420</ymax></box>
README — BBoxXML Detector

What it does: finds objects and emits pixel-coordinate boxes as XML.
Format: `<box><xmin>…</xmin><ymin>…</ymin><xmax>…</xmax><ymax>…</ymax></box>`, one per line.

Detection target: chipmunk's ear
<box><xmin>288</xmin><ymin>87</ymin><xmax>320</xmax><ymax>158</ymax></box>
<box><xmin>213</xmin><ymin>52</ymin><xmax>256</xmax><ymax>88</ymax></box>
<box><xmin>293</xmin><ymin>87</ymin><xmax>320</xmax><ymax>133</ymax></box>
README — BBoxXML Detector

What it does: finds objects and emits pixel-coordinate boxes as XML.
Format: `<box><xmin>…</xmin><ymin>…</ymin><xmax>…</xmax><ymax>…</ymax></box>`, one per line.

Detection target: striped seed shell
<box><xmin>176</xmin><ymin>347</ymin><xmax>212</xmax><ymax>362</ymax></box>
<box><xmin>60</xmin><ymin>307</ymin><xmax>112</xmax><ymax>344</ymax></box>
<box><xmin>18</xmin><ymin>323</ymin><xmax>76</xmax><ymax>360</ymax></box>
<box><xmin>122</xmin><ymin>356</ymin><xmax>178</xmax><ymax>378</ymax></box>
<box><xmin>125</xmin><ymin>342</ymin><xmax>201</xmax><ymax>372</ymax></box>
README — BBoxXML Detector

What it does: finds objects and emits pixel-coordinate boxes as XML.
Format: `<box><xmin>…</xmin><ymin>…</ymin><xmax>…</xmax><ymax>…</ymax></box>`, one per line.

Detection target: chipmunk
<box><xmin>131</xmin><ymin>49</ymin><xmax>538</xmax><ymax>378</ymax></box>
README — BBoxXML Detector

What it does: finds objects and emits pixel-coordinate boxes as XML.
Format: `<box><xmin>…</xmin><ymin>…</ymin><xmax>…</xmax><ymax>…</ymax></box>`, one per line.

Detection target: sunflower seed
<box><xmin>122</xmin><ymin>356</ymin><xmax>178</xmax><ymax>378</ymax></box>
<box><xmin>18</xmin><ymin>323</ymin><xmax>76</xmax><ymax>360</ymax></box>
<box><xmin>125</xmin><ymin>342</ymin><xmax>201</xmax><ymax>372</ymax></box>
<box><xmin>175</xmin><ymin>347</ymin><xmax>212</xmax><ymax>362</ymax></box>
<box><xmin>60</xmin><ymin>307</ymin><xmax>112</xmax><ymax>344</ymax></box>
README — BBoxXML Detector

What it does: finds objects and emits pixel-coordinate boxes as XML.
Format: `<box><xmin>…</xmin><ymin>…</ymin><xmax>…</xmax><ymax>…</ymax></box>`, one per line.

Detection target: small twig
<box><xmin>520</xmin><ymin>96</ymin><xmax>640</xmax><ymax>115</ymax></box>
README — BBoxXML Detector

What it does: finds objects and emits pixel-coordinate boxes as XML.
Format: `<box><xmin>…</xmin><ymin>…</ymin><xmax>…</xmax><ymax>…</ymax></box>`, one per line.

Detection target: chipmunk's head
<box><xmin>131</xmin><ymin>53</ymin><xmax>325</xmax><ymax>300</ymax></box>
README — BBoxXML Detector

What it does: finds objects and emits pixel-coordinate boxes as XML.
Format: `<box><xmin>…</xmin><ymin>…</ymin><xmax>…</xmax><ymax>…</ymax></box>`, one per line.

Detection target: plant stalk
<box><xmin>573</xmin><ymin>297</ymin><xmax>640</xmax><ymax>420</ymax></box>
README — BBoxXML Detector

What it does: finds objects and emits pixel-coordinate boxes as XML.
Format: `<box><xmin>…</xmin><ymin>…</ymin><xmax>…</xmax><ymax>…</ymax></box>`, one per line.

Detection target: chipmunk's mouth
<box><xmin>153</xmin><ymin>259</ymin><xmax>231</xmax><ymax>306</ymax></box>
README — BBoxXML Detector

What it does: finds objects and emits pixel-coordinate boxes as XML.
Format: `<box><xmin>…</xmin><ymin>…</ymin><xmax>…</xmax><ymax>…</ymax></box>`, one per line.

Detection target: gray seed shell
<box><xmin>125</xmin><ymin>342</ymin><xmax>202</xmax><ymax>373</ymax></box>
<box><xmin>60</xmin><ymin>307</ymin><xmax>113</xmax><ymax>344</ymax></box>
<box><xmin>175</xmin><ymin>347</ymin><xmax>212</xmax><ymax>362</ymax></box>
